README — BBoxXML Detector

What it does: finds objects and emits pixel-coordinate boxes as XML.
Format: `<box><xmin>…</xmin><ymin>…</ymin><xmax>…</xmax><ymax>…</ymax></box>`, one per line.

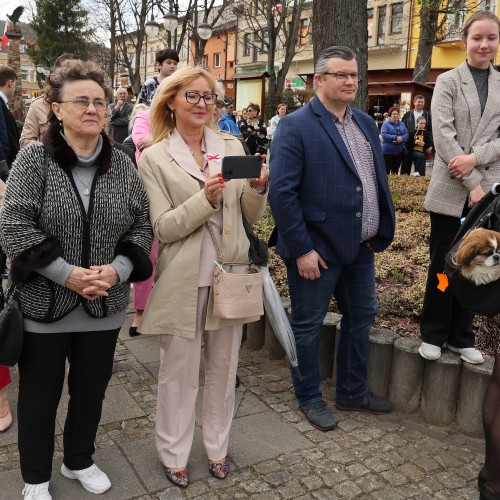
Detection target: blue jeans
<box><xmin>285</xmin><ymin>245</ymin><xmax>378</xmax><ymax>406</ymax></box>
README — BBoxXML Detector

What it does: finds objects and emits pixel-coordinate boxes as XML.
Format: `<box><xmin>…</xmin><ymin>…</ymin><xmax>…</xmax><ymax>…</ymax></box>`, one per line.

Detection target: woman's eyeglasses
<box><xmin>184</xmin><ymin>92</ymin><xmax>217</xmax><ymax>105</ymax></box>
<box><xmin>58</xmin><ymin>98</ymin><xmax>108</xmax><ymax>111</ymax></box>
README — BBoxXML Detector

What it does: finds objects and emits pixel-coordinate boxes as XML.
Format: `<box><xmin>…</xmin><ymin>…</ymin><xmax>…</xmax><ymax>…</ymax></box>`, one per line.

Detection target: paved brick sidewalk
<box><xmin>0</xmin><ymin>315</ymin><xmax>484</xmax><ymax>499</ymax></box>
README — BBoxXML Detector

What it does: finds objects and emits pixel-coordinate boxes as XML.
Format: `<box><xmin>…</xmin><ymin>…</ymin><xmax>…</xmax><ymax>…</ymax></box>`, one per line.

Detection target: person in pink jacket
<box><xmin>0</xmin><ymin>367</ymin><xmax>11</xmax><ymax>431</ymax></box>
<box><xmin>130</xmin><ymin>109</ymin><xmax>158</xmax><ymax>335</ymax></box>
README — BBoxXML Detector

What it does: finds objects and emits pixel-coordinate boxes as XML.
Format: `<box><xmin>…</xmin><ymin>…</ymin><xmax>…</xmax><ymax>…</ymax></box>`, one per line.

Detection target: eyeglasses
<box><xmin>58</xmin><ymin>98</ymin><xmax>108</xmax><ymax>111</ymax></box>
<box><xmin>184</xmin><ymin>92</ymin><xmax>217</xmax><ymax>105</ymax></box>
<box><xmin>321</xmin><ymin>72</ymin><xmax>360</xmax><ymax>82</ymax></box>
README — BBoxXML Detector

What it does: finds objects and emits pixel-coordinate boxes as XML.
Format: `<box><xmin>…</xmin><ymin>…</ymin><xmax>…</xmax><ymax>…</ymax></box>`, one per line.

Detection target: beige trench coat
<box><xmin>138</xmin><ymin>127</ymin><xmax>267</xmax><ymax>338</ymax></box>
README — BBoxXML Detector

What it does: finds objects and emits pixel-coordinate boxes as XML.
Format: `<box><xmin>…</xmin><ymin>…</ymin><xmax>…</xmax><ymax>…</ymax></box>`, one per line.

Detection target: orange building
<box><xmin>195</xmin><ymin>20</ymin><xmax>237</xmax><ymax>101</ymax></box>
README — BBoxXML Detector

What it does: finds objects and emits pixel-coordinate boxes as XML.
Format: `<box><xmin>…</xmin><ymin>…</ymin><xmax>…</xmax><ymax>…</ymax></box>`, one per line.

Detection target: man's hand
<box><xmin>448</xmin><ymin>153</ymin><xmax>476</xmax><ymax>179</ymax></box>
<box><xmin>296</xmin><ymin>250</ymin><xmax>328</xmax><ymax>280</ymax></box>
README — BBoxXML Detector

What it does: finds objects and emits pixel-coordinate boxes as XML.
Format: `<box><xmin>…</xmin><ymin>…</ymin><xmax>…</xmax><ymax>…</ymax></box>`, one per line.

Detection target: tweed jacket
<box><xmin>424</xmin><ymin>62</ymin><xmax>500</xmax><ymax>217</ymax></box>
<box><xmin>0</xmin><ymin>97</ymin><xmax>20</xmax><ymax>167</ymax></box>
<box><xmin>0</xmin><ymin>124</ymin><xmax>153</xmax><ymax>322</ymax></box>
<box><xmin>138</xmin><ymin>127</ymin><xmax>267</xmax><ymax>338</ymax></box>
<box><xmin>19</xmin><ymin>96</ymin><xmax>50</xmax><ymax>148</ymax></box>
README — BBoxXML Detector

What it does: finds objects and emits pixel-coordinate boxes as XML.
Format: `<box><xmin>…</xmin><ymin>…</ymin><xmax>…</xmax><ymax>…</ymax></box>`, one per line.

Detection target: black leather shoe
<box><xmin>300</xmin><ymin>400</ymin><xmax>336</xmax><ymax>432</ymax></box>
<box><xmin>478</xmin><ymin>467</ymin><xmax>488</xmax><ymax>490</ymax></box>
<box><xmin>480</xmin><ymin>481</ymin><xmax>500</xmax><ymax>500</ymax></box>
<box><xmin>129</xmin><ymin>326</ymin><xmax>141</xmax><ymax>337</ymax></box>
<box><xmin>336</xmin><ymin>392</ymin><xmax>393</xmax><ymax>414</ymax></box>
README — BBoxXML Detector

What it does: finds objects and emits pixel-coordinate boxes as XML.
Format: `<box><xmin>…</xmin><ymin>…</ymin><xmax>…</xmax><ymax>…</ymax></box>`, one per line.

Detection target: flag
<box><xmin>1</xmin><ymin>18</ymin><xmax>10</xmax><ymax>49</ymax></box>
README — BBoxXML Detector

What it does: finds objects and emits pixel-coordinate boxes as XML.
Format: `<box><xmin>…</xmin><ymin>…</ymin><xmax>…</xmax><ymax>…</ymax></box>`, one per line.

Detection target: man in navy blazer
<box><xmin>269</xmin><ymin>46</ymin><xmax>395</xmax><ymax>431</ymax></box>
<box><xmin>0</xmin><ymin>66</ymin><xmax>20</xmax><ymax>167</ymax></box>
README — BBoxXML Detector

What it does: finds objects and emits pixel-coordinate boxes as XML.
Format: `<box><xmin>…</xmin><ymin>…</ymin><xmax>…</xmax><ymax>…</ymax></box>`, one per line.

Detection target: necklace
<box><xmin>73</xmin><ymin>167</ymin><xmax>96</xmax><ymax>196</ymax></box>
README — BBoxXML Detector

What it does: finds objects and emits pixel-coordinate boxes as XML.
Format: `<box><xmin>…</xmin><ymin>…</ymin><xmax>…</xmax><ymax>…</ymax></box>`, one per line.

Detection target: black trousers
<box><xmin>18</xmin><ymin>328</ymin><xmax>120</xmax><ymax>484</ymax></box>
<box><xmin>420</xmin><ymin>211</ymin><xmax>474</xmax><ymax>348</ymax></box>
<box><xmin>384</xmin><ymin>154</ymin><xmax>402</xmax><ymax>175</ymax></box>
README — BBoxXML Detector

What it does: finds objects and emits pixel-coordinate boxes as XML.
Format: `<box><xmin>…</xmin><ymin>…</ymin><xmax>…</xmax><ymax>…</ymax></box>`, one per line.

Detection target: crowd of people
<box><xmin>0</xmin><ymin>9</ymin><xmax>500</xmax><ymax>500</ymax></box>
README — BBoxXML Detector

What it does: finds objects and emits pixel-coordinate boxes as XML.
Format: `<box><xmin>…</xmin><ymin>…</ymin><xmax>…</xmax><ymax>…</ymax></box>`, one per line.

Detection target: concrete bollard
<box><xmin>319</xmin><ymin>312</ymin><xmax>341</xmax><ymax>380</ymax></box>
<box><xmin>388</xmin><ymin>338</ymin><xmax>425</xmax><ymax>413</ymax></box>
<box><xmin>456</xmin><ymin>355</ymin><xmax>494</xmax><ymax>438</ymax></box>
<box><xmin>420</xmin><ymin>351</ymin><xmax>462</xmax><ymax>426</ymax></box>
<box><xmin>245</xmin><ymin>316</ymin><xmax>265</xmax><ymax>351</ymax></box>
<box><xmin>366</xmin><ymin>328</ymin><xmax>400</xmax><ymax>399</ymax></box>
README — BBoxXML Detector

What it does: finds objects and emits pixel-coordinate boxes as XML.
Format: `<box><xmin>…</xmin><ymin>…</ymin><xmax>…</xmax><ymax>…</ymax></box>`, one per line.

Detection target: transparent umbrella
<box><xmin>262</xmin><ymin>266</ymin><xmax>302</xmax><ymax>381</ymax></box>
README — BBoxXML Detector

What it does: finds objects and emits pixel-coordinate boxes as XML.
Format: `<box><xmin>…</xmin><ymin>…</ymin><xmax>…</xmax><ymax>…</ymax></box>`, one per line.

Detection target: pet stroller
<box><xmin>445</xmin><ymin>183</ymin><xmax>500</xmax><ymax>316</ymax></box>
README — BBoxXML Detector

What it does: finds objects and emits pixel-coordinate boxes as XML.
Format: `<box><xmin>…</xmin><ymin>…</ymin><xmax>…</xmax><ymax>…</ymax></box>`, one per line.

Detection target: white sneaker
<box><xmin>22</xmin><ymin>482</ymin><xmax>52</xmax><ymax>500</ymax></box>
<box><xmin>447</xmin><ymin>345</ymin><xmax>484</xmax><ymax>364</ymax></box>
<box><xmin>419</xmin><ymin>342</ymin><xmax>441</xmax><ymax>360</ymax></box>
<box><xmin>61</xmin><ymin>463</ymin><xmax>111</xmax><ymax>494</ymax></box>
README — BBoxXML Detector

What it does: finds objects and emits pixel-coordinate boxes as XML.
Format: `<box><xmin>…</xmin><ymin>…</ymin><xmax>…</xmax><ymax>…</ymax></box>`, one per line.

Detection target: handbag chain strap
<box><xmin>206</xmin><ymin>221</ymin><xmax>250</xmax><ymax>266</ymax></box>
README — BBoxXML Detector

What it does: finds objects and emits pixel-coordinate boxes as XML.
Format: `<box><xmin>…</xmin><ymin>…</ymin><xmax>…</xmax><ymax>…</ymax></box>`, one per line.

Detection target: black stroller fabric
<box><xmin>445</xmin><ymin>186</ymin><xmax>500</xmax><ymax>316</ymax></box>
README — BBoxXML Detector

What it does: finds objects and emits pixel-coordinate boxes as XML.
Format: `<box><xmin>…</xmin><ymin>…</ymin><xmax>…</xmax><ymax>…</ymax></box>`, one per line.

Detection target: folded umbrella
<box><xmin>261</xmin><ymin>266</ymin><xmax>302</xmax><ymax>381</ymax></box>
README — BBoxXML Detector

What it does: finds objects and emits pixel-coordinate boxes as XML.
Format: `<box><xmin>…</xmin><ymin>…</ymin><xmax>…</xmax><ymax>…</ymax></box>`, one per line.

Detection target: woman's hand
<box><xmin>205</xmin><ymin>172</ymin><xmax>225</xmax><ymax>207</ymax></box>
<box><xmin>395</xmin><ymin>135</ymin><xmax>403</xmax><ymax>144</ymax></box>
<box><xmin>469</xmin><ymin>184</ymin><xmax>485</xmax><ymax>208</ymax></box>
<box><xmin>137</xmin><ymin>135</ymin><xmax>153</xmax><ymax>151</ymax></box>
<box><xmin>249</xmin><ymin>153</ymin><xmax>269</xmax><ymax>191</ymax></box>
<box><xmin>448</xmin><ymin>153</ymin><xmax>476</xmax><ymax>179</ymax></box>
<box><xmin>66</xmin><ymin>266</ymin><xmax>102</xmax><ymax>300</ymax></box>
<box><xmin>81</xmin><ymin>265</ymin><xmax>119</xmax><ymax>299</ymax></box>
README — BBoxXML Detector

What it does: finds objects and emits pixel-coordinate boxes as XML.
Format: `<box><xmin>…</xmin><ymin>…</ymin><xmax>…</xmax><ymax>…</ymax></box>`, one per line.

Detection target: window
<box><xmin>253</xmin><ymin>32</ymin><xmax>259</xmax><ymax>62</ymax></box>
<box><xmin>262</xmin><ymin>30</ymin><xmax>269</xmax><ymax>53</ymax></box>
<box><xmin>377</xmin><ymin>6</ymin><xmax>386</xmax><ymax>45</ymax></box>
<box><xmin>480</xmin><ymin>0</ymin><xmax>497</xmax><ymax>11</ymax></box>
<box><xmin>367</xmin><ymin>9</ymin><xmax>374</xmax><ymax>37</ymax></box>
<box><xmin>244</xmin><ymin>33</ymin><xmax>251</xmax><ymax>56</ymax></box>
<box><xmin>214</xmin><ymin>52</ymin><xmax>221</xmax><ymax>68</ymax></box>
<box><xmin>141</xmin><ymin>49</ymin><xmax>146</xmax><ymax>67</ymax></box>
<box><xmin>202</xmin><ymin>55</ymin><xmax>208</xmax><ymax>69</ymax></box>
<box><xmin>298</xmin><ymin>18</ymin><xmax>309</xmax><ymax>45</ymax></box>
<box><xmin>446</xmin><ymin>0</ymin><xmax>466</xmax><ymax>40</ymax></box>
<box><xmin>21</xmin><ymin>67</ymin><xmax>29</xmax><ymax>82</ymax></box>
<box><xmin>391</xmin><ymin>3</ymin><xmax>403</xmax><ymax>34</ymax></box>
<box><xmin>150</xmin><ymin>48</ymin><xmax>155</xmax><ymax>64</ymax></box>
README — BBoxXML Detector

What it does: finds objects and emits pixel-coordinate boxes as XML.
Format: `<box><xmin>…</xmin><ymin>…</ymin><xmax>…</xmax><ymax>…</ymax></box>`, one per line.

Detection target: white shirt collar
<box><xmin>0</xmin><ymin>91</ymin><xmax>8</xmax><ymax>105</ymax></box>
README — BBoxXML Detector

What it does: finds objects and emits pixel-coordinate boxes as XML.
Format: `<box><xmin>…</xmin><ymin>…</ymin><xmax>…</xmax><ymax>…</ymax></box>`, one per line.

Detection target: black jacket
<box><xmin>0</xmin><ymin>98</ymin><xmax>20</xmax><ymax>167</ymax></box>
<box><xmin>401</xmin><ymin>109</ymin><xmax>432</xmax><ymax>145</ymax></box>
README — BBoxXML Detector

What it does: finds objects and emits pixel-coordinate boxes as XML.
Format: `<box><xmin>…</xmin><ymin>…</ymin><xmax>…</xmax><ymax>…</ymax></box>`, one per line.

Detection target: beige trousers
<box><xmin>156</xmin><ymin>286</ymin><xmax>242</xmax><ymax>468</ymax></box>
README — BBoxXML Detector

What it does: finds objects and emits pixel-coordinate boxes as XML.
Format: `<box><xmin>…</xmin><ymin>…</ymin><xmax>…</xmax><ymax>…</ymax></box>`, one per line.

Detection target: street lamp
<box><xmin>36</xmin><ymin>63</ymin><xmax>44</xmax><ymax>73</ymax></box>
<box><xmin>163</xmin><ymin>12</ymin><xmax>178</xmax><ymax>32</ymax></box>
<box><xmin>145</xmin><ymin>14</ymin><xmax>160</xmax><ymax>38</ymax></box>
<box><xmin>198</xmin><ymin>22</ymin><xmax>212</xmax><ymax>40</ymax></box>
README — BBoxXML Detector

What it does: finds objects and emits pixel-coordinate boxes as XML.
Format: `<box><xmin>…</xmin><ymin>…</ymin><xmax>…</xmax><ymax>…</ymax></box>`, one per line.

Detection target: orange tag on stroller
<box><xmin>437</xmin><ymin>273</ymin><xmax>448</xmax><ymax>292</ymax></box>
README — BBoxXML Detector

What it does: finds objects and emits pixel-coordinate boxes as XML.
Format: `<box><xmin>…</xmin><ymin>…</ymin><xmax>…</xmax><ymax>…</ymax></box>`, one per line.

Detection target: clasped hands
<box><xmin>448</xmin><ymin>153</ymin><xmax>476</xmax><ymax>179</ymax></box>
<box><xmin>66</xmin><ymin>265</ymin><xmax>119</xmax><ymax>300</ymax></box>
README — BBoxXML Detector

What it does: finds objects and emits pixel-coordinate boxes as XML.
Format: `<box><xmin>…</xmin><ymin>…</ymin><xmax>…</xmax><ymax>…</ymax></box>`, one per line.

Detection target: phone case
<box><xmin>222</xmin><ymin>156</ymin><xmax>261</xmax><ymax>179</ymax></box>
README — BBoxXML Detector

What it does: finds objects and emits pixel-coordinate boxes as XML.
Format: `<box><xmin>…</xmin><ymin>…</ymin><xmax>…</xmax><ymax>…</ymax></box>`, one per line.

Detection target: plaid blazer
<box><xmin>424</xmin><ymin>62</ymin><xmax>500</xmax><ymax>217</ymax></box>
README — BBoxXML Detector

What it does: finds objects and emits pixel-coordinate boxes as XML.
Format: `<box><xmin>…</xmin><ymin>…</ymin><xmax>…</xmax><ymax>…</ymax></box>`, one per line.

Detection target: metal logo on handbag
<box><xmin>207</xmin><ymin>221</ymin><xmax>264</xmax><ymax>319</ymax></box>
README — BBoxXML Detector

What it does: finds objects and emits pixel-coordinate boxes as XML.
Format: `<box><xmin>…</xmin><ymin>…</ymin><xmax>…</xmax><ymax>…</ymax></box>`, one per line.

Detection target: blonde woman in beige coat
<box><xmin>138</xmin><ymin>67</ymin><xmax>268</xmax><ymax>489</ymax></box>
<box><xmin>420</xmin><ymin>10</ymin><xmax>500</xmax><ymax>364</ymax></box>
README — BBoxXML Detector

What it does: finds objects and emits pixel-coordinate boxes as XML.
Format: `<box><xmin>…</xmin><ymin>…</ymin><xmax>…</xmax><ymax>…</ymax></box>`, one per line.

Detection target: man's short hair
<box><xmin>413</xmin><ymin>94</ymin><xmax>425</xmax><ymax>101</ymax></box>
<box><xmin>0</xmin><ymin>66</ymin><xmax>18</xmax><ymax>87</ymax></box>
<box><xmin>54</xmin><ymin>53</ymin><xmax>78</xmax><ymax>68</ymax></box>
<box><xmin>314</xmin><ymin>46</ymin><xmax>357</xmax><ymax>75</ymax></box>
<box><xmin>156</xmin><ymin>48</ymin><xmax>179</xmax><ymax>65</ymax></box>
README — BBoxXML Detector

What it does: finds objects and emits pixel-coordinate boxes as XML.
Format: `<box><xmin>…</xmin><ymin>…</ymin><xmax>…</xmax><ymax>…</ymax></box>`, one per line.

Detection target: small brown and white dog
<box><xmin>453</xmin><ymin>228</ymin><xmax>500</xmax><ymax>285</ymax></box>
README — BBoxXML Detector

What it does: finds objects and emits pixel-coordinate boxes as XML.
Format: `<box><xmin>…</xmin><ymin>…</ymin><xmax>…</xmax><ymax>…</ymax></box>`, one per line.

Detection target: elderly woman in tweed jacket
<box><xmin>419</xmin><ymin>10</ymin><xmax>500</xmax><ymax>366</ymax></box>
<box><xmin>0</xmin><ymin>61</ymin><xmax>152</xmax><ymax>500</ymax></box>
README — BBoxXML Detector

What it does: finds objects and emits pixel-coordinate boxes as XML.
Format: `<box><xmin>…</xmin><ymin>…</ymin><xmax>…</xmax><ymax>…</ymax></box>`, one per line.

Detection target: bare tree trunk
<box><xmin>413</xmin><ymin>1</ymin><xmax>440</xmax><ymax>84</ymax></box>
<box><xmin>109</xmin><ymin>0</ymin><xmax>116</xmax><ymax>88</ymax></box>
<box><xmin>313</xmin><ymin>0</ymin><xmax>368</xmax><ymax>112</ymax></box>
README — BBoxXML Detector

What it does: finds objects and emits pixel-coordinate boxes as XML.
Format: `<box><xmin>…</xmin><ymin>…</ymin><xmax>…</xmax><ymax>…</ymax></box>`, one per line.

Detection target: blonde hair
<box><xmin>150</xmin><ymin>66</ymin><xmax>218</xmax><ymax>143</ymax></box>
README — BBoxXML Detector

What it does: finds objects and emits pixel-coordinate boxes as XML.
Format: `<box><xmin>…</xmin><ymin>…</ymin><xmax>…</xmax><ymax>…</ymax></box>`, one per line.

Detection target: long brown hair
<box><xmin>461</xmin><ymin>10</ymin><xmax>500</xmax><ymax>40</ymax></box>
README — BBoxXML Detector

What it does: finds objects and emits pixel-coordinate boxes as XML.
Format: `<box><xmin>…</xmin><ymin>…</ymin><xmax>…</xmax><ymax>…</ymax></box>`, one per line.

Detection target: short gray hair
<box><xmin>314</xmin><ymin>46</ymin><xmax>357</xmax><ymax>75</ymax></box>
<box><xmin>116</xmin><ymin>87</ymin><xmax>128</xmax><ymax>95</ymax></box>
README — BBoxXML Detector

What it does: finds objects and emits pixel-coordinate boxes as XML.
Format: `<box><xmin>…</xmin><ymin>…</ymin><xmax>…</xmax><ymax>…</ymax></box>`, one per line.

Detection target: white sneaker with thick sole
<box><xmin>447</xmin><ymin>345</ymin><xmax>484</xmax><ymax>364</ymax></box>
<box><xmin>419</xmin><ymin>342</ymin><xmax>441</xmax><ymax>360</ymax></box>
<box><xmin>22</xmin><ymin>482</ymin><xmax>52</xmax><ymax>500</ymax></box>
<box><xmin>61</xmin><ymin>463</ymin><xmax>111</xmax><ymax>494</ymax></box>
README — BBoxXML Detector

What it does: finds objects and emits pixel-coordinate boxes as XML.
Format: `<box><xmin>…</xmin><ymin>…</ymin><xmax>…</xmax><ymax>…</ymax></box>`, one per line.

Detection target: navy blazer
<box><xmin>269</xmin><ymin>97</ymin><xmax>395</xmax><ymax>265</ymax></box>
<box><xmin>0</xmin><ymin>98</ymin><xmax>20</xmax><ymax>167</ymax></box>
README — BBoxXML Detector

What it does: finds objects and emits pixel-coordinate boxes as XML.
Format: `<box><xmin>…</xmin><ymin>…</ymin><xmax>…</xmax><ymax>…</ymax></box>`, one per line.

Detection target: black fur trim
<box><xmin>115</xmin><ymin>241</ymin><xmax>153</xmax><ymax>283</ymax></box>
<box><xmin>42</xmin><ymin>123</ymin><xmax>113</xmax><ymax>174</ymax></box>
<box><xmin>10</xmin><ymin>237</ymin><xmax>63</xmax><ymax>285</ymax></box>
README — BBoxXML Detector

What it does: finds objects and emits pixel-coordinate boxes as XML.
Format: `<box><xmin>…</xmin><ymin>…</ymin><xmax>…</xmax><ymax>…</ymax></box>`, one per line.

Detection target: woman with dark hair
<box><xmin>381</xmin><ymin>106</ymin><xmax>408</xmax><ymax>175</ymax></box>
<box><xmin>239</xmin><ymin>102</ymin><xmax>267</xmax><ymax>155</ymax></box>
<box><xmin>0</xmin><ymin>60</ymin><xmax>153</xmax><ymax>500</ymax></box>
